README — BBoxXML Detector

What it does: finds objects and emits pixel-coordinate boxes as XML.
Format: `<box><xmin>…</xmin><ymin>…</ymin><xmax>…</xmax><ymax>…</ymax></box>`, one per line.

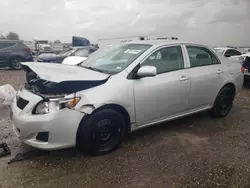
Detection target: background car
<box><xmin>214</xmin><ymin>47</ymin><xmax>242</xmax><ymax>57</ymax></box>
<box><xmin>0</xmin><ymin>40</ymin><xmax>33</xmax><ymax>69</ymax></box>
<box><xmin>36</xmin><ymin>46</ymin><xmax>97</xmax><ymax>63</ymax></box>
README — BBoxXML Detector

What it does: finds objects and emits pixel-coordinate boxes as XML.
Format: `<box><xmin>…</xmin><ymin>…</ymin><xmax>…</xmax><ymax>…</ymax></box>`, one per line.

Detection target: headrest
<box><xmin>196</xmin><ymin>53</ymin><xmax>209</xmax><ymax>59</ymax></box>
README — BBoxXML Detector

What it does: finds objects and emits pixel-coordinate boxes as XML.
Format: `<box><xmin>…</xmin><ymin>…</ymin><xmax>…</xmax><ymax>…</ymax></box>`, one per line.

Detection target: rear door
<box><xmin>185</xmin><ymin>45</ymin><xmax>225</xmax><ymax>110</ymax></box>
<box><xmin>0</xmin><ymin>42</ymin><xmax>16</xmax><ymax>67</ymax></box>
<box><xmin>0</xmin><ymin>42</ymin><xmax>9</xmax><ymax>67</ymax></box>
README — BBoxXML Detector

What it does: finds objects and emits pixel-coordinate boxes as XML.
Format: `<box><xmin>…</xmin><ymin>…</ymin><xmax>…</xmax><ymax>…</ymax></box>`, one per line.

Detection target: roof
<box><xmin>0</xmin><ymin>40</ymin><xmax>21</xmax><ymax>43</ymax></box>
<box><xmin>214</xmin><ymin>47</ymin><xmax>237</xmax><ymax>51</ymax></box>
<box><xmin>127</xmin><ymin>40</ymin><xmax>205</xmax><ymax>46</ymax></box>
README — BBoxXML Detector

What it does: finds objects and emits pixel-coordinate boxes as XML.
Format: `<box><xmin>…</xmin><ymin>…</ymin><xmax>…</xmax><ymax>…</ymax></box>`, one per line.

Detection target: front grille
<box><xmin>16</xmin><ymin>97</ymin><xmax>29</xmax><ymax>110</ymax></box>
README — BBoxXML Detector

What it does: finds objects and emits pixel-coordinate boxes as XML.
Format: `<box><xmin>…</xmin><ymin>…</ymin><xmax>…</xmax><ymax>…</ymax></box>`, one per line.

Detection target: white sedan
<box><xmin>214</xmin><ymin>47</ymin><xmax>242</xmax><ymax>58</ymax></box>
<box><xmin>11</xmin><ymin>40</ymin><xmax>243</xmax><ymax>155</ymax></box>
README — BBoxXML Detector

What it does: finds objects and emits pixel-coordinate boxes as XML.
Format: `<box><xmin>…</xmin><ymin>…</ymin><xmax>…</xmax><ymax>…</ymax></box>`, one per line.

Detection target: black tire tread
<box><xmin>210</xmin><ymin>87</ymin><xmax>234</xmax><ymax>118</ymax></box>
<box><xmin>10</xmin><ymin>56</ymin><xmax>23</xmax><ymax>70</ymax></box>
<box><xmin>76</xmin><ymin>109</ymin><xmax>126</xmax><ymax>155</ymax></box>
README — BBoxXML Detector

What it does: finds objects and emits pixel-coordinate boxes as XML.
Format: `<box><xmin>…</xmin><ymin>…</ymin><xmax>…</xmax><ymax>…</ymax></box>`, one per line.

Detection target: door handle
<box><xmin>216</xmin><ymin>69</ymin><xmax>224</xmax><ymax>74</ymax></box>
<box><xmin>180</xmin><ymin>76</ymin><xmax>189</xmax><ymax>81</ymax></box>
<box><xmin>6</xmin><ymin>50</ymin><xmax>12</xmax><ymax>53</ymax></box>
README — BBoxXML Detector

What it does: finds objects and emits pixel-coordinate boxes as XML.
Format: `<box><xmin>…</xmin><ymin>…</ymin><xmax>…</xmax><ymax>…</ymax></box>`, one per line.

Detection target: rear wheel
<box><xmin>210</xmin><ymin>87</ymin><xmax>234</xmax><ymax>118</ymax></box>
<box><xmin>77</xmin><ymin>109</ymin><xmax>126</xmax><ymax>155</ymax></box>
<box><xmin>10</xmin><ymin>57</ymin><xmax>22</xmax><ymax>70</ymax></box>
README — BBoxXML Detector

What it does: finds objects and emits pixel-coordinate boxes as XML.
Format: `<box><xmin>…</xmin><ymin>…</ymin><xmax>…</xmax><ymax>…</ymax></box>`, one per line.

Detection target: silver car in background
<box><xmin>11</xmin><ymin>40</ymin><xmax>243</xmax><ymax>155</ymax></box>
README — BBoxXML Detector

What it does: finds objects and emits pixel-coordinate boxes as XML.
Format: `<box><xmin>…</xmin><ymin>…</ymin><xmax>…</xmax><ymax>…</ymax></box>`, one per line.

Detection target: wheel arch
<box><xmin>9</xmin><ymin>55</ymin><xmax>24</xmax><ymax>61</ymax></box>
<box><xmin>221</xmin><ymin>82</ymin><xmax>236</xmax><ymax>99</ymax></box>
<box><xmin>8</xmin><ymin>55</ymin><xmax>24</xmax><ymax>67</ymax></box>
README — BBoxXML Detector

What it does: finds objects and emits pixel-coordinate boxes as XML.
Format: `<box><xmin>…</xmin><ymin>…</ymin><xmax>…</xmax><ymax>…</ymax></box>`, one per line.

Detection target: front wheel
<box><xmin>77</xmin><ymin>109</ymin><xmax>126</xmax><ymax>155</ymax></box>
<box><xmin>10</xmin><ymin>57</ymin><xmax>22</xmax><ymax>70</ymax></box>
<box><xmin>210</xmin><ymin>87</ymin><xmax>234</xmax><ymax>118</ymax></box>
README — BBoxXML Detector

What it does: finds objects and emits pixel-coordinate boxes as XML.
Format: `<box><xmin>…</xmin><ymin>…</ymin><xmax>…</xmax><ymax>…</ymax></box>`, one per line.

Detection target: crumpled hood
<box><xmin>38</xmin><ymin>53</ymin><xmax>58</xmax><ymax>61</ymax></box>
<box><xmin>21</xmin><ymin>62</ymin><xmax>110</xmax><ymax>83</ymax></box>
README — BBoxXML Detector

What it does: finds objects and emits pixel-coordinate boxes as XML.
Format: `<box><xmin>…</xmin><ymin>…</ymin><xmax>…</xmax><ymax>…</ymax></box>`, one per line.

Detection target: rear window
<box><xmin>5</xmin><ymin>42</ymin><xmax>16</xmax><ymax>48</ymax></box>
<box><xmin>0</xmin><ymin>42</ymin><xmax>16</xmax><ymax>49</ymax></box>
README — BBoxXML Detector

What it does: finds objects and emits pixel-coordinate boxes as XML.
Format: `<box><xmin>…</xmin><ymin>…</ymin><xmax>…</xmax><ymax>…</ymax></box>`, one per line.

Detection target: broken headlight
<box><xmin>33</xmin><ymin>97</ymin><xmax>81</xmax><ymax>115</ymax></box>
<box><xmin>34</xmin><ymin>102</ymin><xmax>50</xmax><ymax>114</ymax></box>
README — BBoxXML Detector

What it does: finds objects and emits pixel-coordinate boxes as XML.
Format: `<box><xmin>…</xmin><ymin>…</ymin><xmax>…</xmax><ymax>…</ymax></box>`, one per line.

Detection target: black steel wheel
<box><xmin>210</xmin><ymin>87</ymin><xmax>234</xmax><ymax>118</ymax></box>
<box><xmin>77</xmin><ymin>109</ymin><xmax>126</xmax><ymax>155</ymax></box>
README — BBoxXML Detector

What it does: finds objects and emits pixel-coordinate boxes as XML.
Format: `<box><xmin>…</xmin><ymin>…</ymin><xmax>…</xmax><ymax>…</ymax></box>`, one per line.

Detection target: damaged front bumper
<box><xmin>10</xmin><ymin>88</ymin><xmax>85</xmax><ymax>150</ymax></box>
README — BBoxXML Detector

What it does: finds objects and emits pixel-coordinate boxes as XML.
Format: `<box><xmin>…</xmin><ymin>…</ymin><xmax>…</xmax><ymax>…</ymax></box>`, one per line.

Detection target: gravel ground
<box><xmin>0</xmin><ymin>70</ymin><xmax>250</xmax><ymax>188</ymax></box>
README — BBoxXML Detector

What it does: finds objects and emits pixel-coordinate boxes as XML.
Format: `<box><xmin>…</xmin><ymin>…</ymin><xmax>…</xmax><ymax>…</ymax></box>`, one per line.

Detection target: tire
<box><xmin>76</xmin><ymin>109</ymin><xmax>126</xmax><ymax>155</ymax></box>
<box><xmin>210</xmin><ymin>87</ymin><xmax>234</xmax><ymax>118</ymax></box>
<box><xmin>10</xmin><ymin>57</ymin><xmax>22</xmax><ymax>70</ymax></box>
<box><xmin>26</xmin><ymin>71</ymin><xmax>37</xmax><ymax>82</ymax></box>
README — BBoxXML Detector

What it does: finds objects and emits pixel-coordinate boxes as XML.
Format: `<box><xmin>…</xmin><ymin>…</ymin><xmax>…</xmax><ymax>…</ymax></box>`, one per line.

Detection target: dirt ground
<box><xmin>0</xmin><ymin>70</ymin><xmax>250</xmax><ymax>188</ymax></box>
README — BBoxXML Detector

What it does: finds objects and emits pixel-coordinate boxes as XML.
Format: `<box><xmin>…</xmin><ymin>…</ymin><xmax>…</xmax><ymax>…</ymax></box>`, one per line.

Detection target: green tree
<box><xmin>6</xmin><ymin>32</ymin><xmax>20</xmax><ymax>40</ymax></box>
<box><xmin>54</xmin><ymin>40</ymin><xmax>61</xmax><ymax>44</ymax></box>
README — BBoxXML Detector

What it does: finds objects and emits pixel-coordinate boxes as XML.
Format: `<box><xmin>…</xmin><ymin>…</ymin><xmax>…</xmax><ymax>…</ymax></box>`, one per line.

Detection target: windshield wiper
<box><xmin>83</xmin><ymin>66</ymin><xmax>104</xmax><ymax>73</ymax></box>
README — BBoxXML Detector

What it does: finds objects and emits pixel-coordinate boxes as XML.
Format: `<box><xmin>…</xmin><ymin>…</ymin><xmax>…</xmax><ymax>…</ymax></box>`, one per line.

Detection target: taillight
<box><xmin>23</xmin><ymin>48</ymin><xmax>31</xmax><ymax>52</ymax></box>
<box><xmin>241</xmin><ymin>67</ymin><xmax>245</xmax><ymax>73</ymax></box>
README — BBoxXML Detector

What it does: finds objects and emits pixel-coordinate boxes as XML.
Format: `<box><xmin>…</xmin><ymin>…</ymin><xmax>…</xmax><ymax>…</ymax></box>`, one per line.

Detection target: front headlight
<box><xmin>33</xmin><ymin>97</ymin><xmax>81</xmax><ymax>115</ymax></box>
<box><xmin>34</xmin><ymin>102</ymin><xmax>50</xmax><ymax>114</ymax></box>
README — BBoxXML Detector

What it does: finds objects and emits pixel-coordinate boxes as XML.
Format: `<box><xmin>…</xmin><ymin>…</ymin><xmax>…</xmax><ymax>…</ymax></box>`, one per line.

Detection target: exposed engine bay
<box><xmin>21</xmin><ymin>62</ymin><xmax>110</xmax><ymax>100</ymax></box>
<box><xmin>25</xmin><ymin>77</ymin><xmax>108</xmax><ymax>97</ymax></box>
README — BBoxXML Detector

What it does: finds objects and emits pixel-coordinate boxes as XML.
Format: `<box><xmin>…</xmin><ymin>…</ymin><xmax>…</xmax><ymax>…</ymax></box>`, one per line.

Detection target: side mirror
<box><xmin>224</xmin><ymin>54</ymin><xmax>231</xmax><ymax>57</ymax></box>
<box><xmin>137</xmin><ymin>66</ymin><xmax>157</xmax><ymax>78</ymax></box>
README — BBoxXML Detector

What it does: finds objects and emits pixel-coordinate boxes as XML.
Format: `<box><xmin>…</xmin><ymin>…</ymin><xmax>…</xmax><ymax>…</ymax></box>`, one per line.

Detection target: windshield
<box><xmin>59</xmin><ymin>48</ymin><xmax>76</xmax><ymax>56</ymax></box>
<box><xmin>74</xmin><ymin>49</ymin><xmax>89</xmax><ymax>57</ymax></box>
<box><xmin>214</xmin><ymin>49</ymin><xmax>225</xmax><ymax>54</ymax></box>
<box><xmin>80</xmin><ymin>44</ymin><xmax>151</xmax><ymax>74</ymax></box>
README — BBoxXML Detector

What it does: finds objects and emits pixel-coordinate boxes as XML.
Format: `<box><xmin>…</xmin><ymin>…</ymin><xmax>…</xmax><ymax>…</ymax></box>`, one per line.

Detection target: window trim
<box><xmin>185</xmin><ymin>45</ymin><xmax>221</xmax><ymax>69</ymax></box>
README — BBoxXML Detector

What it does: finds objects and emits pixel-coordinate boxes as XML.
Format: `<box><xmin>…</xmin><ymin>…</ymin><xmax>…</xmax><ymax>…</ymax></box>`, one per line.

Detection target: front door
<box><xmin>185</xmin><ymin>45</ymin><xmax>225</xmax><ymax>110</ymax></box>
<box><xmin>133</xmin><ymin>45</ymin><xmax>190</xmax><ymax>126</ymax></box>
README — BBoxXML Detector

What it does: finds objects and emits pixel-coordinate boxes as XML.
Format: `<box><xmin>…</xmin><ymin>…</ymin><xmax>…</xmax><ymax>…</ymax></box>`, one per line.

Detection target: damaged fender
<box><xmin>77</xmin><ymin>102</ymin><xmax>106</xmax><ymax>115</ymax></box>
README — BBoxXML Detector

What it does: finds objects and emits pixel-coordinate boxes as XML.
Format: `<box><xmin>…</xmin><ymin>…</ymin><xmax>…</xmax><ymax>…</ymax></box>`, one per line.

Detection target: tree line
<box><xmin>0</xmin><ymin>32</ymin><xmax>20</xmax><ymax>40</ymax></box>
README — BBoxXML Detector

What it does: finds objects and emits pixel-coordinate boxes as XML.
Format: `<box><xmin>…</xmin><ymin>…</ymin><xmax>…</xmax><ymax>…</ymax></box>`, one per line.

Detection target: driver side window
<box><xmin>142</xmin><ymin>46</ymin><xmax>184</xmax><ymax>74</ymax></box>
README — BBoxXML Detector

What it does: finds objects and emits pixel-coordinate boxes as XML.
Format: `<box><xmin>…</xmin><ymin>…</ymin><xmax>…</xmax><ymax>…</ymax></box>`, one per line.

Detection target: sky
<box><xmin>0</xmin><ymin>0</ymin><xmax>249</xmax><ymax>46</ymax></box>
